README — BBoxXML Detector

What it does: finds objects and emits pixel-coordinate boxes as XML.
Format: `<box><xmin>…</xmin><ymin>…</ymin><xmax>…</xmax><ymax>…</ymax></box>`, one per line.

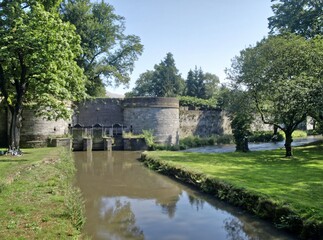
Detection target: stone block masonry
<box><xmin>179</xmin><ymin>108</ymin><xmax>232</xmax><ymax>138</ymax></box>
<box><xmin>123</xmin><ymin>98</ymin><xmax>179</xmax><ymax>145</ymax></box>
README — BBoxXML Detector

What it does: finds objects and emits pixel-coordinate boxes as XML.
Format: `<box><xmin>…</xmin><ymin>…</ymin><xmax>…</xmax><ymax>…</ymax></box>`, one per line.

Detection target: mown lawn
<box><xmin>145</xmin><ymin>143</ymin><xmax>323</xmax><ymax>223</ymax></box>
<box><xmin>0</xmin><ymin>148</ymin><xmax>85</xmax><ymax>239</ymax></box>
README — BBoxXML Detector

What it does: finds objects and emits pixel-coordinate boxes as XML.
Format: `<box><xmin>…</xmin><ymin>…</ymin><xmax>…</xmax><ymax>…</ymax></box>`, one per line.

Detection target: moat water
<box><xmin>74</xmin><ymin>151</ymin><xmax>295</xmax><ymax>240</ymax></box>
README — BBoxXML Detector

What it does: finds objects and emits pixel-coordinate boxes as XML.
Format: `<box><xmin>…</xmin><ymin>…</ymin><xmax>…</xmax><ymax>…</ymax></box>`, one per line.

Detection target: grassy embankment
<box><xmin>141</xmin><ymin>143</ymin><xmax>323</xmax><ymax>239</ymax></box>
<box><xmin>0</xmin><ymin>148</ymin><xmax>85</xmax><ymax>239</ymax></box>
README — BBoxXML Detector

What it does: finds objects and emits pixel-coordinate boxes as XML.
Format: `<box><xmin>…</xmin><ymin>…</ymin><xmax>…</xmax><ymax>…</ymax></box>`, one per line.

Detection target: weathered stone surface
<box><xmin>74</xmin><ymin>98</ymin><xmax>123</xmax><ymax>127</ymax></box>
<box><xmin>20</xmin><ymin>109</ymin><xmax>69</xmax><ymax>145</ymax></box>
<box><xmin>179</xmin><ymin>108</ymin><xmax>231</xmax><ymax>138</ymax></box>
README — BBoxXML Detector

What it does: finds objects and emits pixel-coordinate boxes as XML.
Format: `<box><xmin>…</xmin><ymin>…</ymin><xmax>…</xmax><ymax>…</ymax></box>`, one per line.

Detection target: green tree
<box><xmin>0</xmin><ymin>0</ymin><xmax>86</xmax><ymax>151</ymax></box>
<box><xmin>204</xmin><ymin>72</ymin><xmax>220</xmax><ymax>99</ymax></box>
<box><xmin>127</xmin><ymin>53</ymin><xmax>184</xmax><ymax>97</ymax></box>
<box><xmin>268</xmin><ymin>0</ymin><xmax>323</xmax><ymax>38</ymax></box>
<box><xmin>227</xmin><ymin>34</ymin><xmax>323</xmax><ymax>157</ymax></box>
<box><xmin>60</xmin><ymin>0</ymin><xmax>143</xmax><ymax>96</ymax></box>
<box><xmin>185</xmin><ymin>67</ymin><xmax>205</xmax><ymax>98</ymax></box>
<box><xmin>185</xmin><ymin>67</ymin><xmax>219</xmax><ymax>99</ymax></box>
<box><xmin>222</xmin><ymin>87</ymin><xmax>254</xmax><ymax>152</ymax></box>
<box><xmin>125</xmin><ymin>70</ymin><xmax>155</xmax><ymax>97</ymax></box>
<box><xmin>154</xmin><ymin>53</ymin><xmax>184</xmax><ymax>97</ymax></box>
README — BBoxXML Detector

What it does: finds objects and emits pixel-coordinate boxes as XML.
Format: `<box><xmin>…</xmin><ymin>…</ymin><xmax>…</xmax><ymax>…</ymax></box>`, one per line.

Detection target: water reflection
<box><xmin>74</xmin><ymin>151</ymin><xmax>295</xmax><ymax>240</ymax></box>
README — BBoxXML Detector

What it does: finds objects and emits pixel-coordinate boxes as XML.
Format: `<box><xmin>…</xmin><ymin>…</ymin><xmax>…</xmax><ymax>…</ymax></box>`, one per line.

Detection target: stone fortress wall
<box><xmin>74</xmin><ymin>97</ymin><xmax>180</xmax><ymax>145</ymax></box>
<box><xmin>0</xmin><ymin>97</ymin><xmax>288</xmax><ymax>148</ymax></box>
<box><xmin>123</xmin><ymin>98</ymin><xmax>179</xmax><ymax>144</ymax></box>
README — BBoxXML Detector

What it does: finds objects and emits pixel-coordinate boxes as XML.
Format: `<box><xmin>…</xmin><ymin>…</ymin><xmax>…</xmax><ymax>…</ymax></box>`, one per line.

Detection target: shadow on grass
<box><xmin>0</xmin><ymin>159</ymin><xmax>28</xmax><ymax>163</ymax></box>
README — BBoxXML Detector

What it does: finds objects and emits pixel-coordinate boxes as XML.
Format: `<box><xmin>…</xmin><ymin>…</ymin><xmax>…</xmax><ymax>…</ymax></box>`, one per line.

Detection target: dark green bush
<box><xmin>179</xmin><ymin>96</ymin><xmax>218</xmax><ymax>110</ymax></box>
<box><xmin>249</xmin><ymin>131</ymin><xmax>284</xmax><ymax>143</ymax></box>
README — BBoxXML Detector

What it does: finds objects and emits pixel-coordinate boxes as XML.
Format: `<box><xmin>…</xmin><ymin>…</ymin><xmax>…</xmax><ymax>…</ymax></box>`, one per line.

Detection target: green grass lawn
<box><xmin>144</xmin><ymin>143</ymin><xmax>323</xmax><ymax>223</ymax></box>
<box><xmin>0</xmin><ymin>148</ymin><xmax>85</xmax><ymax>239</ymax></box>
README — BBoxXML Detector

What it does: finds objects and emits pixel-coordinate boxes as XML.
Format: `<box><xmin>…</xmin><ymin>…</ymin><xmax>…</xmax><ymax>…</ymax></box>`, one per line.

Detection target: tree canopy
<box><xmin>0</xmin><ymin>0</ymin><xmax>86</xmax><ymax>150</ymax></box>
<box><xmin>60</xmin><ymin>0</ymin><xmax>143</xmax><ymax>96</ymax></box>
<box><xmin>185</xmin><ymin>67</ymin><xmax>219</xmax><ymax>99</ymax></box>
<box><xmin>127</xmin><ymin>53</ymin><xmax>184</xmax><ymax>97</ymax></box>
<box><xmin>227</xmin><ymin>34</ymin><xmax>323</xmax><ymax>156</ymax></box>
<box><xmin>268</xmin><ymin>0</ymin><xmax>323</xmax><ymax>38</ymax></box>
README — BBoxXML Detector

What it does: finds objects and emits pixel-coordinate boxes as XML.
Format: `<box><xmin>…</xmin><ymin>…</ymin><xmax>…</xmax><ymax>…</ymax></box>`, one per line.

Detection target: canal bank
<box><xmin>74</xmin><ymin>151</ymin><xmax>295</xmax><ymax>240</ymax></box>
<box><xmin>140</xmin><ymin>147</ymin><xmax>323</xmax><ymax>240</ymax></box>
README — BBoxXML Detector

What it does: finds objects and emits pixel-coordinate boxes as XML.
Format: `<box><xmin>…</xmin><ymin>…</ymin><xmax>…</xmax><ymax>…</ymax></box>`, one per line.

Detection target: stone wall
<box><xmin>20</xmin><ymin>109</ymin><xmax>69</xmax><ymax>145</ymax></box>
<box><xmin>179</xmin><ymin>108</ymin><xmax>231</xmax><ymax>138</ymax></box>
<box><xmin>73</xmin><ymin>98</ymin><xmax>124</xmax><ymax>127</ymax></box>
<box><xmin>124</xmin><ymin>98</ymin><xmax>179</xmax><ymax>145</ymax></box>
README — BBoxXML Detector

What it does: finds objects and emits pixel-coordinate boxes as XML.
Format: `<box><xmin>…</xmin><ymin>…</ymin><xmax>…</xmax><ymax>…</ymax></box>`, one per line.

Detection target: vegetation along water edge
<box><xmin>0</xmin><ymin>148</ymin><xmax>86</xmax><ymax>239</ymax></box>
<box><xmin>140</xmin><ymin>142</ymin><xmax>323</xmax><ymax>240</ymax></box>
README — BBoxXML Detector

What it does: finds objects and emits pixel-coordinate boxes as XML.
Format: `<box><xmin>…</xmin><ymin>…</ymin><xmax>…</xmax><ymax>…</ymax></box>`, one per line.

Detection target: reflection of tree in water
<box><xmin>224</xmin><ymin>218</ymin><xmax>259</xmax><ymax>240</ymax></box>
<box><xmin>160</xmin><ymin>202</ymin><xmax>177</xmax><ymax>218</ymax></box>
<box><xmin>159</xmin><ymin>193</ymin><xmax>206</xmax><ymax>219</ymax></box>
<box><xmin>101</xmin><ymin>199</ymin><xmax>144</xmax><ymax>240</ymax></box>
<box><xmin>188</xmin><ymin>194</ymin><xmax>205</xmax><ymax>211</ymax></box>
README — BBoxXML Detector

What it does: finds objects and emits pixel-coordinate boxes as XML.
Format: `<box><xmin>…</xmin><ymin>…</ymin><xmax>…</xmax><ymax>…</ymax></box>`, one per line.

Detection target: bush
<box><xmin>216</xmin><ymin>134</ymin><xmax>234</xmax><ymax>144</ymax></box>
<box><xmin>179</xmin><ymin>96</ymin><xmax>218</xmax><ymax>110</ymax></box>
<box><xmin>179</xmin><ymin>135</ymin><xmax>234</xmax><ymax>149</ymax></box>
<box><xmin>280</xmin><ymin>130</ymin><xmax>307</xmax><ymax>139</ymax></box>
<box><xmin>249</xmin><ymin>131</ymin><xmax>284</xmax><ymax>143</ymax></box>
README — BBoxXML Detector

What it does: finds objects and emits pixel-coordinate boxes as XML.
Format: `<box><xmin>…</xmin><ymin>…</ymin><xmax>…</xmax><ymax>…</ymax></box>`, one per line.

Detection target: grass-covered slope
<box><xmin>0</xmin><ymin>148</ymin><xmax>85</xmax><ymax>239</ymax></box>
<box><xmin>141</xmin><ymin>143</ymin><xmax>323</xmax><ymax>239</ymax></box>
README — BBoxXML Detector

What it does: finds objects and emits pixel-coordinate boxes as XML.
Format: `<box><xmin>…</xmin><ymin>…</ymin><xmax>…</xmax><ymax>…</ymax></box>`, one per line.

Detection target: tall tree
<box><xmin>185</xmin><ymin>67</ymin><xmax>219</xmax><ymax>99</ymax></box>
<box><xmin>204</xmin><ymin>72</ymin><xmax>220</xmax><ymax>99</ymax></box>
<box><xmin>153</xmin><ymin>53</ymin><xmax>184</xmax><ymax>97</ymax></box>
<box><xmin>268</xmin><ymin>0</ymin><xmax>323</xmax><ymax>38</ymax></box>
<box><xmin>227</xmin><ymin>34</ymin><xmax>323</xmax><ymax>157</ymax></box>
<box><xmin>60</xmin><ymin>0</ymin><xmax>143</xmax><ymax>96</ymax></box>
<box><xmin>0</xmin><ymin>0</ymin><xmax>86</xmax><ymax>151</ymax></box>
<box><xmin>127</xmin><ymin>53</ymin><xmax>184</xmax><ymax>97</ymax></box>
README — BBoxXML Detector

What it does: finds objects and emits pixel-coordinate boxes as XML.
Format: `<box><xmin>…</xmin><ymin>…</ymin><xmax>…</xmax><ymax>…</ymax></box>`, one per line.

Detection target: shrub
<box><xmin>179</xmin><ymin>96</ymin><xmax>218</xmax><ymax>110</ymax></box>
<box><xmin>142</xmin><ymin>129</ymin><xmax>155</xmax><ymax>148</ymax></box>
<box><xmin>280</xmin><ymin>130</ymin><xmax>307</xmax><ymax>139</ymax></box>
<box><xmin>249</xmin><ymin>131</ymin><xmax>284</xmax><ymax>143</ymax></box>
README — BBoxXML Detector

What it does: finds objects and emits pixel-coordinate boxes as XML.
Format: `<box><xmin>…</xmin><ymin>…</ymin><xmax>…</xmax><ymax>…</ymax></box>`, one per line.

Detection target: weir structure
<box><xmin>71</xmin><ymin>97</ymin><xmax>180</xmax><ymax>151</ymax></box>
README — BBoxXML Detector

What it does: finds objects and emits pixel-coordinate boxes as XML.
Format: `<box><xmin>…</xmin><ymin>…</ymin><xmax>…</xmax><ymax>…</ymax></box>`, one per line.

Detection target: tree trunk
<box><xmin>235</xmin><ymin>136</ymin><xmax>250</xmax><ymax>152</ymax></box>
<box><xmin>284</xmin><ymin>131</ymin><xmax>293</xmax><ymax>157</ymax></box>
<box><xmin>8</xmin><ymin>106</ymin><xmax>22</xmax><ymax>152</ymax></box>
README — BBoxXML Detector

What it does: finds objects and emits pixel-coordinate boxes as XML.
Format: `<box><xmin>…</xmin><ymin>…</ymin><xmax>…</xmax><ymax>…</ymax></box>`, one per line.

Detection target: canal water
<box><xmin>74</xmin><ymin>151</ymin><xmax>295</xmax><ymax>240</ymax></box>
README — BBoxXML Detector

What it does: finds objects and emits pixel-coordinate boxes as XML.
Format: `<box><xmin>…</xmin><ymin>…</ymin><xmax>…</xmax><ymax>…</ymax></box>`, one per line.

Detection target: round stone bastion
<box><xmin>123</xmin><ymin>97</ymin><xmax>179</xmax><ymax>145</ymax></box>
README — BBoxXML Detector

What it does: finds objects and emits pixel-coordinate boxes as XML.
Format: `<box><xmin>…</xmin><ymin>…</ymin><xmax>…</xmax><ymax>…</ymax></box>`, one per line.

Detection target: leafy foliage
<box><xmin>227</xmin><ymin>34</ymin><xmax>323</xmax><ymax>156</ymax></box>
<box><xmin>185</xmin><ymin>67</ymin><xmax>220</xmax><ymax>99</ymax></box>
<box><xmin>268</xmin><ymin>0</ymin><xmax>323</xmax><ymax>38</ymax></box>
<box><xmin>248</xmin><ymin>131</ymin><xmax>284</xmax><ymax>143</ymax></box>
<box><xmin>0</xmin><ymin>0</ymin><xmax>86</xmax><ymax>149</ymax></box>
<box><xmin>60</xmin><ymin>0</ymin><xmax>143</xmax><ymax>96</ymax></box>
<box><xmin>127</xmin><ymin>53</ymin><xmax>184</xmax><ymax>97</ymax></box>
<box><xmin>179</xmin><ymin>96</ymin><xmax>217</xmax><ymax>110</ymax></box>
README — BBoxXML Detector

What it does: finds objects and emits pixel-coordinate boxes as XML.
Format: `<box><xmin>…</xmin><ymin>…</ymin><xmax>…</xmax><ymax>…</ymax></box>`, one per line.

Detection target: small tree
<box><xmin>227</xmin><ymin>34</ymin><xmax>323</xmax><ymax>157</ymax></box>
<box><xmin>223</xmin><ymin>88</ymin><xmax>254</xmax><ymax>152</ymax></box>
<box><xmin>0</xmin><ymin>1</ymin><xmax>86</xmax><ymax>151</ymax></box>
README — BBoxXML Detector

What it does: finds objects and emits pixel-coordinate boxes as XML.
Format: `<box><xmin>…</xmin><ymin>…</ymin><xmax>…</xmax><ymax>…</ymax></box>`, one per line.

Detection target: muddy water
<box><xmin>74</xmin><ymin>151</ymin><xmax>295</xmax><ymax>240</ymax></box>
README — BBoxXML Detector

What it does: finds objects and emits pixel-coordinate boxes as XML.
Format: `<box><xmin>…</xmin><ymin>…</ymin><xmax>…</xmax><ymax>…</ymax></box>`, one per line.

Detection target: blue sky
<box><xmin>106</xmin><ymin>0</ymin><xmax>274</xmax><ymax>94</ymax></box>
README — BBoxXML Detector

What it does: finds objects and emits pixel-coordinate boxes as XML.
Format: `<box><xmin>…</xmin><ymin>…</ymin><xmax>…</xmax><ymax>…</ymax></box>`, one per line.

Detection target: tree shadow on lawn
<box><xmin>0</xmin><ymin>159</ymin><xmax>28</xmax><ymax>163</ymax></box>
